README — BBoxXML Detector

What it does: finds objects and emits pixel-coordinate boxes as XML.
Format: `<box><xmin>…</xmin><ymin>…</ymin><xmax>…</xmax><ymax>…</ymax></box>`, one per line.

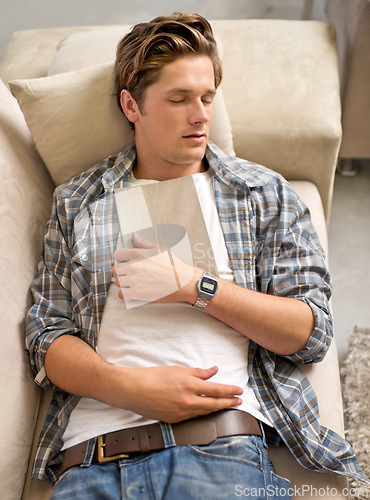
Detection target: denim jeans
<box><xmin>51</xmin><ymin>425</ymin><xmax>291</xmax><ymax>499</ymax></box>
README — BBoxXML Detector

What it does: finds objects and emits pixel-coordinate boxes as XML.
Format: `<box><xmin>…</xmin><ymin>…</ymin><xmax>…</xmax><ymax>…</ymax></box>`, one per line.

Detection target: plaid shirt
<box><xmin>26</xmin><ymin>142</ymin><xmax>367</xmax><ymax>484</ymax></box>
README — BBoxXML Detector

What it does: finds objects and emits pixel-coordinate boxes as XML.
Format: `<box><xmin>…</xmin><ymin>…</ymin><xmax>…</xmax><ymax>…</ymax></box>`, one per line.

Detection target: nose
<box><xmin>189</xmin><ymin>99</ymin><xmax>211</xmax><ymax>126</ymax></box>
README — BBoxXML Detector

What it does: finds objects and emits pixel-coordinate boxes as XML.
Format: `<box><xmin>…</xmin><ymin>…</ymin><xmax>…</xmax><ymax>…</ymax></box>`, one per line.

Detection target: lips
<box><xmin>183</xmin><ymin>132</ymin><xmax>206</xmax><ymax>139</ymax></box>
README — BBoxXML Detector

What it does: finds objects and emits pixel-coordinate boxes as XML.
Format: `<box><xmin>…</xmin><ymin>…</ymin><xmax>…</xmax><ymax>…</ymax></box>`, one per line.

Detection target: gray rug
<box><xmin>341</xmin><ymin>325</ymin><xmax>370</xmax><ymax>498</ymax></box>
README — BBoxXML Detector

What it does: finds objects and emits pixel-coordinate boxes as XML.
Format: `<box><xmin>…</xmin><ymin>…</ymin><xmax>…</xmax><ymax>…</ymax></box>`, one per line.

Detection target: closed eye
<box><xmin>170</xmin><ymin>97</ymin><xmax>214</xmax><ymax>105</ymax></box>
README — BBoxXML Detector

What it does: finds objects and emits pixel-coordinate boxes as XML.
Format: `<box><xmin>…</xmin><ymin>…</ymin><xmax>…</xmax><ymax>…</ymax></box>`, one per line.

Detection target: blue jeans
<box><xmin>51</xmin><ymin>426</ymin><xmax>291</xmax><ymax>499</ymax></box>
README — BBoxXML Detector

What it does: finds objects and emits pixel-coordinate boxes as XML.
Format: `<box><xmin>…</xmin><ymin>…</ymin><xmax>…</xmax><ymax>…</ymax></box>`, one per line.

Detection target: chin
<box><xmin>183</xmin><ymin>145</ymin><xmax>207</xmax><ymax>161</ymax></box>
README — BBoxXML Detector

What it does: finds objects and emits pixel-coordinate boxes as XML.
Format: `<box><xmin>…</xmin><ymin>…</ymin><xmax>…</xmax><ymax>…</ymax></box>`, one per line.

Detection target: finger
<box><xmin>114</xmin><ymin>249</ymin><xmax>130</xmax><ymax>263</ymax></box>
<box><xmin>114</xmin><ymin>247</ymin><xmax>152</xmax><ymax>262</ymax></box>
<box><xmin>115</xmin><ymin>275</ymin><xmax>130</xmax><ymax>288</ymax></box>
<box><xmin>197</xmin><ymin>396</ymin><xmax>243</xmax><ymax>414</ymax></box>
<box><xmin>115</xmin><ymin>247</ymin><xmax>157</xmax><ymax>263</ymax></box>
<box><xmin>118</xmin><ymin>288</ymin><xmax>135</xmax><ymax>301</ymax></box>
<box><xmin>189</xmin><ymin>366</ymin><xmax>244</xmax><ymax>397</ymax></box>
<box><xmin>199</xmin><ymin>381</ymin><xmax>244</xmax><ymax>398</ymax></box>
<box><xmin>118</xmin><ymin>289</ymin><xmax>130</xmax><ymax>301</ymax></box>
<box><xmin>192</xmin><ymin>370</ymin><xmax>244</xmax><ymax>397</ymax></box>
<box><xmin>191</xmin><ymin>366</ymin><xmax>219</xmax><ymax>381</ymax></box>
<box><xmin>133</xmin><ymin>232</ymin><xmax>161</xmax><ymax>251</ymax></box>
<box><xmin>112</xmin><ymin>263</ymin><xmax>128</xmax><ymax>279</ymax></box>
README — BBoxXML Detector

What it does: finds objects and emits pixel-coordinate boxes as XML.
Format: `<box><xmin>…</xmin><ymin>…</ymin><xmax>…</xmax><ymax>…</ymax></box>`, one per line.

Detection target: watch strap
<box><xmin>193</xmin><ymin>295</ymin><xmax>211</xmax><ymax>310</ymax></box>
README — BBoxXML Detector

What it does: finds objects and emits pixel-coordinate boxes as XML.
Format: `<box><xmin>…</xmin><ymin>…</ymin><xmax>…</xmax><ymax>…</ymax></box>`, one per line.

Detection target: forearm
<box><xmin>44</xmin><ymin>335</ymin><xmax>117</xmax><ymax>403</ymax></box>
<box><xmin>44</xmin><ymin>335</ymin><xmax>150</xmax><ymax>410</ymax></box>
<box><xmin>184</xmin><ymin>272</ymin><xmax>314</xmax><ymax>356</ymax></box>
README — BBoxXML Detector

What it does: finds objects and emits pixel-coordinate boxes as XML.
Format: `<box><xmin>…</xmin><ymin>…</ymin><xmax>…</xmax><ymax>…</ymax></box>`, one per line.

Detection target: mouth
<box><xmin>183</xmin><ymin>132</ymin><xmax>206</xmax><ymax>138</ymax></box>
<box><xmin>182</xmin><ymin>132</ymin><xmax>207</xmax><ymax>142</ymax></box>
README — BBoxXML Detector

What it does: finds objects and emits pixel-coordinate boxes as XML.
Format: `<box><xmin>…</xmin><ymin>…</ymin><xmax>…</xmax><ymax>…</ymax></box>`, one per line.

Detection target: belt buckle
<box><xmin>97</xmin><ymin>435</ymin><xmax>129</xmax><ymax>463</ymax></box>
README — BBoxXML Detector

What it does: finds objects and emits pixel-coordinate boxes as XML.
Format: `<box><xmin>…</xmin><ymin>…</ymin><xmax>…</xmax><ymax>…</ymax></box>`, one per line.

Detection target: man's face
<box><xmin>131</xmin><ymin>55</ymin><xmax>216</xmax><ymax>180</ymax></box>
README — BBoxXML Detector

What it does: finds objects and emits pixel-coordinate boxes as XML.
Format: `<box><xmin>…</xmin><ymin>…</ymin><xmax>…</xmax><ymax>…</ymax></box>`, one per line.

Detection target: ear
<box><xmin>120</xmin><ymin>89</ymin><xmax>140</xmax><ymax>124</ymax></box>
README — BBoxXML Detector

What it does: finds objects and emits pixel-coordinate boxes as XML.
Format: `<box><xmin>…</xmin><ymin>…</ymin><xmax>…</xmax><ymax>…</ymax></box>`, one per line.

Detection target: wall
<box><xmin>0</xmin><ymin>0</ymin><xmax>326</xmax><ymax>58</ymax></box>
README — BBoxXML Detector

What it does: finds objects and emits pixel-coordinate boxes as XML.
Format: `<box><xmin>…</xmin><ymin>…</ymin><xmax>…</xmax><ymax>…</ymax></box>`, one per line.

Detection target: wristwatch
<box><xmin>193</xmin><ymin>271</ymin><xmax>219</xmax><ymax>310</ymax></box>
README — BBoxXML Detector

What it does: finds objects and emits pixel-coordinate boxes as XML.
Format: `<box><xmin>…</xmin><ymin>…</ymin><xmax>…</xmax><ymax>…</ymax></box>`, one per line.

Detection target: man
<box><xmin>26</xmin><ymin>12</ymin><xmax>367</xmax><ymax>499</ymax></box>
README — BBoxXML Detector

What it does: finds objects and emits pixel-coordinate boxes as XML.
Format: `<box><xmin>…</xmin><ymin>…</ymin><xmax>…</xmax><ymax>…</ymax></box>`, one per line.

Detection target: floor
<box><xmin>1</xmin><ymin>0</ymin><xmax>368</xmax><ymax>364</ymax></box>
<box><xmin>328</xmin><ymin>161</ymin><xmax>370</xmax><ymax>363</ymax></box>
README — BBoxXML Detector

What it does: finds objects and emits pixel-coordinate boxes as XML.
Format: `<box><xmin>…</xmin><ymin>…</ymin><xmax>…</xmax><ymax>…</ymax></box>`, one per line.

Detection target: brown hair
<box><xmin>114</xmin><ymin>12</ymin><xmax>222</xmax><ymax>116</ymax></box>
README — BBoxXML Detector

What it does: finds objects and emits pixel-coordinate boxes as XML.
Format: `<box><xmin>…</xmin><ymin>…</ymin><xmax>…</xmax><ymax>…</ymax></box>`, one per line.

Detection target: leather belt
<box><xmin>60</xmin><ymin>410</ymin><xmax>261</xmax><ymax>474</ymax></box>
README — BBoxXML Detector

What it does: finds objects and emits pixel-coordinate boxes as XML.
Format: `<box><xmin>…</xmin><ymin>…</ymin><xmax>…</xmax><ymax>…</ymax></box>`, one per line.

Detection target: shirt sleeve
<box><xmin>25</xmin><ymin>191</ymin><xmax>80</xmax><ymax>390</ymax></box>
<box><xmin>254</xmin><ymin>179</ymin><xmax>333</xmax><ymax>364</ymax></box>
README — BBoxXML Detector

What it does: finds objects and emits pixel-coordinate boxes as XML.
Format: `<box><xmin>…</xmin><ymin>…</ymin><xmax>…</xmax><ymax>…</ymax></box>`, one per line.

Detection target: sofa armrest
<box><xmin>0</xmin><ymin>79</ymin><xmax>54</xmax><ymax>500</ymax></box>
<box><xmin>212</xmin><ymin>19</ymin><xmax>341</xmax><ymax>221</ymax></box>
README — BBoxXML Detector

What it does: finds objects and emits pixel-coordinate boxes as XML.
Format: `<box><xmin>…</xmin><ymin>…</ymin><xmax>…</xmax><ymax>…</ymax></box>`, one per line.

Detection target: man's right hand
<box><xmin>106</xmin><ymin>364</ymin><xmax>243</xmax><ymax>423</ymax></box>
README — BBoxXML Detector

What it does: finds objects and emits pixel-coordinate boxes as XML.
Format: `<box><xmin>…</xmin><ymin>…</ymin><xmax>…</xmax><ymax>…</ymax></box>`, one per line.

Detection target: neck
<box><xmin>133</xmin><ymin>157</ymin><xmax>206</xmax><ymax>181</ymax></box>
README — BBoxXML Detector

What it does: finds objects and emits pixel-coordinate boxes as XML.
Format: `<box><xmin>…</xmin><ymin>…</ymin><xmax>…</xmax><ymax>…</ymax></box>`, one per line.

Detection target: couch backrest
<box><xmin>0</xmin><ymin>20</ymin><xmax>342</xmax><ymax>220</ymax></box>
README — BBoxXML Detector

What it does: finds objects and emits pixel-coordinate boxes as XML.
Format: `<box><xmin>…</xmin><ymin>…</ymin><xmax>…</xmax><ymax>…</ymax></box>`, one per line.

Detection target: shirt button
<box><xmin>81</xmin><ymin>253</ymin><xmax>89</xmax><ymax>262</ymax></box>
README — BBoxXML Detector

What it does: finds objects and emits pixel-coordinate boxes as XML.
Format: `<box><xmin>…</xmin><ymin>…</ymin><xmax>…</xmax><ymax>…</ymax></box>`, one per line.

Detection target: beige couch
<box><xmin>0</xmin><ymin>19</ymin><xmax>349</xmax><ymax>500</ymax></box>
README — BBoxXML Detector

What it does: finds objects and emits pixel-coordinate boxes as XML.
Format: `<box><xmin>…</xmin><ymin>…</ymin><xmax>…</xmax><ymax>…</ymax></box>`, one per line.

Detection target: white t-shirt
<box><xmin>62</xmin><ymin>171</ymin><xmax>271</xmax><ymax>450</ymax></box>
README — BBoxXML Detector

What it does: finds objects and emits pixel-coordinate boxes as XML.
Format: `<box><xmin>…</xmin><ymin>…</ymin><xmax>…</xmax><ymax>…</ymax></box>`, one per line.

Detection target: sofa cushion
<box><xmin>47</xmin><ymin>26</ymin><xmax>225</xmax><ymax>76</ymax></box>
<box><xmin>9</xmin><ymin>62</ymin><xmax>234</xmax><ymax>186</ymax></box>
<box><xmin>0</xmin><ymin>26</ymin><xmax>108</xmax><ymax>83</ymax></box>
<box><xmin>48</xmin><ymin>27</ymin><xmax>132</xmax><ymax>75</ymax></box>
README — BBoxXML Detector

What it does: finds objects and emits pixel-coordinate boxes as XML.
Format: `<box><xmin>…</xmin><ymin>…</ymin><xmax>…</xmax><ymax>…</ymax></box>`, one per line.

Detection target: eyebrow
<box><xmin>165</xmin><ymin>88</ymin><xmax>216</xmax><ymax>95</ymax></box>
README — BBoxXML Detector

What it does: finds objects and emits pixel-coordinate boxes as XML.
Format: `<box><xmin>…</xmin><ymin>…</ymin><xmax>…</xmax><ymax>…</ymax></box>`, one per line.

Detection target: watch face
<box><xmin>200</xmin><ymin>277</ymin><xmax>217</xmax><ymax>294</ymax></box>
